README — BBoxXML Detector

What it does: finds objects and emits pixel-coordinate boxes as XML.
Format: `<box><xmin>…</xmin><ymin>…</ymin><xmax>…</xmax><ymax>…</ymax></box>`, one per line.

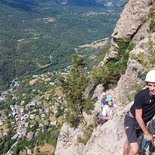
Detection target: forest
<box><xmin>0</xmin><ymin>0</ymin><xmax>122</xmax><ymax>91</ymax></box>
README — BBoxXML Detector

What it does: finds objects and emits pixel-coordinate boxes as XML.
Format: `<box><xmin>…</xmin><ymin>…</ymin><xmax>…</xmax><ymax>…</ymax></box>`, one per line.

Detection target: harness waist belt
<box><xmin>127</xmin><ymin>111</ymin><xmax>134</xmax><ymax>118</ymax></box>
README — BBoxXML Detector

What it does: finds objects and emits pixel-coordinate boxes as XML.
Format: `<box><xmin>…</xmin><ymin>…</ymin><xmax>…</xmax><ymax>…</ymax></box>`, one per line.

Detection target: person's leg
<box><xmin>123</xmin><ymin>116</ymin><xmax>140</xmax><ymax>155</ymax></box>
<box><xmin>123</xmin><ymin>141</ymin><xmax>139</xmax><ymax>155</ymax></box>
<box><xmin>128</xmin><ymin>142</ymin><xmax>139</xmax><ymax>155</ymax></box>
<box><xmin>123</xmin><ymin>139</ymin><xmax>130</xmax><ymax>155</ymax></box>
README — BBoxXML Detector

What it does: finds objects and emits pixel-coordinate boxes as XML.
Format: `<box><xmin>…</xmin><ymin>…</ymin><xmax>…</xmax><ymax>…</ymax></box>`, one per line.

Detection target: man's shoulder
<box><xmin>136</xmin><ymin>88</ymin><xmax>149</xmax><ymax>97</ymax></box>
<box><xmin>103</xmin><ymin>105</ymin><xmax>108</xmax><ymax>109</ymax></box>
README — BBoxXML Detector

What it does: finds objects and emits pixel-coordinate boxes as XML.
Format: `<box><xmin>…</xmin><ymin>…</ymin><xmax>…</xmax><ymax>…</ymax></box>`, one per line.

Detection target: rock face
<box><xmin>83</xmin><ymin>104</ymin><xmax>131</xmax><ymax>155</ymax></box>
<box><xmin>55</xmin><ymin>91</ymin><xmax>105</xmax><ymax>155</ymax></box>
<box><xmin>113</xmin><ymin>0</ymin><xmax>151</xmax><ymax>39</ymax></box>
<box><xmin>54</xmin><ymin>123</ymin><xmax>83</xmax><ymax>155</ymax></box>
<box><xmin>55</xmin><ymin>0</ymin><xmax>155</xmax><ymax>154</ymax></box>
<box><xmin>103</xmin><ymin>0</ymin><xmax>155</xmax><ymax>105</ymax></box>
<box><xmin>112</xmin><ymin>33</ymin><xmax>155</xmax><ymax>105</ymax></box>
<box><xmin>104</xmin><ymin>0</ymin><xmax>152</xmax><ymax>61</ymax></box>
<box><xmin>55</xmin><ymin>94</ymin><xmax>129</xmax><ymax>155</ymax></box>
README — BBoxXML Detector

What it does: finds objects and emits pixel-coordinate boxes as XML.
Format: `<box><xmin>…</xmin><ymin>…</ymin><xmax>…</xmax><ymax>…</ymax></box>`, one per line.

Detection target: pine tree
<box><xmin>59</xmin><ymin>55</ymin><xmax>93</xmax><ymax>128</ymax></box>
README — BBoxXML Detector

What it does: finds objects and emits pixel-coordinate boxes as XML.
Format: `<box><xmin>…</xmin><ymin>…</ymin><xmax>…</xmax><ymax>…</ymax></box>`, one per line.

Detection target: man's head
<box><xmin>102</xmin><ymin>92</ymin><xmax>106</xmax><ymax>98</ymax></box>
<box><xmin>145</xmin><ymin>70</ymin><xmax>155</xmax><ymax>96</ymax></box>
<box><xmin>105</xmin><ymin>97</ymin><xmax>113</xmax><ymax>107</ymax></box>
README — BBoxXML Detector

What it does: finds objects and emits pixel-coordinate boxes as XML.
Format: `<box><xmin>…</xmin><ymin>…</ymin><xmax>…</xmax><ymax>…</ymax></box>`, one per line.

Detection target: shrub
<box><xmin>65</xmin><ymin>111</ymin><xmax>83</xmax><ymax>128</ymax></box>
<box><xmin>104</xmin><ymin>39</ymin><xmax>135</xmax><ymax>89</ymax></box>
<box><xmin>91</xmin><ymin>65</ymin><xmax>110</xmax><ymax>85</ymax></box>
<box><xmin>130</xmin><ymin>53</ymin><xmax>147</xmax><ymax>66</ymax></box>
<box><xmin>77</xmin><ymin>123</ymin><xmax>95</xmax><ymax>145</ymax></box>
<box><xmin>149</xmin><ymin>19</ymin><xmax>155</xmax><ymax>32</ymax></box>
<box><xmin>148</xmin><ymin>38</ymin><xmax>155</xmax><ymax>64</ymax></box>
<box><xmin>148</xmin><ymin>10</ymin><xmax>155</xmax><ymax>18</ymax></box>
<box><xmin>140</xmin><ymin>36</ymin><xmax>145</xmax><ymax>40</ymax></box>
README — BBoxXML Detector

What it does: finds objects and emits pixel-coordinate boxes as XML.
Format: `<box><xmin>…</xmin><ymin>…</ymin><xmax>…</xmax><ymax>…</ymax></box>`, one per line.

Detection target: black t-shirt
<box><xmin>130</xmin><ymin>88</ymin><xmax>155</xmax><ymax>124</ymax></box>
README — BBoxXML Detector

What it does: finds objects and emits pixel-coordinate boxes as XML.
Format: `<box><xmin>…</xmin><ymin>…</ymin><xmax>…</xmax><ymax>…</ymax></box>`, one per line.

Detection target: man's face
<box><xmin>103</xmin><ymin>95</ymin><xmax>106</xmax><ymax>98</ymax></box>
<box><xmin>147</xmin><ymin>82</ymin><xmax>155</xmax><ymax>96</ymax></box>
<box><xmin>107</xmin><ymin>100</ymin><xmax>113</xmax><ymax>106</ymax></box>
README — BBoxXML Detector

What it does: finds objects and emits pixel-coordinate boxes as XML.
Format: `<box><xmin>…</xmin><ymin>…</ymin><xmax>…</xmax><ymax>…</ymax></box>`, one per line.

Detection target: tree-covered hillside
<box><xmin>0</xmin><ymin>0</ymin><xmax>122</xmax><ymax>91</ymax></box>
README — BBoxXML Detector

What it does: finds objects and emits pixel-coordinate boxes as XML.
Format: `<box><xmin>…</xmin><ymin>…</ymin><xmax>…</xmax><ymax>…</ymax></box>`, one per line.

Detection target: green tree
<box><xmin>59</xmin><ymin>55</ymin><xmax>93</xmax><ymax>128</ymax></box>
<box><xmin>91</xmin><ymin>65</ymin><xmax>110</xmax><ymax>85</ymax></box>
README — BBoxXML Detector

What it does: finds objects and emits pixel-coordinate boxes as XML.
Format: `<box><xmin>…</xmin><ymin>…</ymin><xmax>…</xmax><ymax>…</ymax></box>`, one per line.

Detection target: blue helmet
<box><xmin>105</xmin><ymin>97</ymin><xmax>112</xmax><ymax>102</ymax></box>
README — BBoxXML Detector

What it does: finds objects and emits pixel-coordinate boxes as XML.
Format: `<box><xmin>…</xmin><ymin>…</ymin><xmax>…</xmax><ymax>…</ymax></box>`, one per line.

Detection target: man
<box><xmin>101</xmin><ymin>92</ymin><xmax>107</xmax><ymax>106</ymax></box>
<box><xmin>123</xmin><ymin>70</ymin><xmax>155</xmax><ymax>155</ymax></box>
<box><xmin>98</xmin><ymin>97</ymin><xmax>113</xmax><ymax>125</ymax></box>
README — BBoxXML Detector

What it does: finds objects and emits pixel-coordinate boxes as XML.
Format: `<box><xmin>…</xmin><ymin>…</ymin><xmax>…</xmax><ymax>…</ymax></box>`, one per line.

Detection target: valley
<box><xmin>0</xmin><ymin>0</ymin><xmax>123</xmax><ymax>91</ymax></box>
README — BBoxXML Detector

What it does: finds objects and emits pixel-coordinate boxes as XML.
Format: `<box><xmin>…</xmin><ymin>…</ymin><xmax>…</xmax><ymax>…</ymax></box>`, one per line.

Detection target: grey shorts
<box><xmin>98</xmin><ymin>118</ymin><xmax>106</xmax><ymax>125</ymax></box>
<box><xmin>124</xmin><ymin>114</ymin><xmax>142</xmax><ymax>143</ymax></box>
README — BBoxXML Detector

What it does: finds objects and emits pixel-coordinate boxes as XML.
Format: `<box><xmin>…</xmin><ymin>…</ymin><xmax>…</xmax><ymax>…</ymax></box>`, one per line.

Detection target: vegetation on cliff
<box><xmin>59</xmin><ymin>55</ymin><xmax>94</xmax><ymax>128</ymax></box>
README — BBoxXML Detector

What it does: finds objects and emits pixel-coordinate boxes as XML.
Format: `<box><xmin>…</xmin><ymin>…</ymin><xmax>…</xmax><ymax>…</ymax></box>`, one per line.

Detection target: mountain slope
<box><xmin>0</xmin><ymin>0</ymin><xmax>122</xmax><ymax>91</ymax></box>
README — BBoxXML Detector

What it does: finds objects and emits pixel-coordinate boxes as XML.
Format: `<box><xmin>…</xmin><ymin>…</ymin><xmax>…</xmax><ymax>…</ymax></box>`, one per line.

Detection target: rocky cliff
<box><xmin>104</xmin><ymin>0</ymin><xmax>152</xmax><ymax>61</ymax></box>
<box><xmin>55</xmin><ymin>0</ymin><xmax>155</xmax><ymax>154</ymax></box>
<box><xmin>106</xmin><ymin>0</ymin><xmax>155</xmax><ymax>105</ymax></box>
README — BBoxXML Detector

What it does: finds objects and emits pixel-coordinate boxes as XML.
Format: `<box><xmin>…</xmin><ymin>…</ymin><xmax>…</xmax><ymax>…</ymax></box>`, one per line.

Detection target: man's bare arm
<box><xmin>135</xmin><ymin>109</ymin><xmax>153</xmax><ymax>141</ymax></box>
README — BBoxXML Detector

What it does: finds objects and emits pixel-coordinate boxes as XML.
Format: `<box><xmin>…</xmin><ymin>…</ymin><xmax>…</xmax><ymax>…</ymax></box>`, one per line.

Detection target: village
<box><xmin>0</xmin><ymin>74</ymin><xmax>65</xmax><ymax>155</ymax></box>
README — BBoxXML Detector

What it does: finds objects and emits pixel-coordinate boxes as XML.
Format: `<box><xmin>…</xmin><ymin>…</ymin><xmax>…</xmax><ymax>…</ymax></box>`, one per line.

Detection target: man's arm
<box><xmin>102</xmin><ymin>115</ymin><xmax>112</xmax><ymax>120</ymax></box>
<box><xmin>135</xmin><ymin>109</ymin><xmax>153</xmax><ymax>141</ymax></box>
